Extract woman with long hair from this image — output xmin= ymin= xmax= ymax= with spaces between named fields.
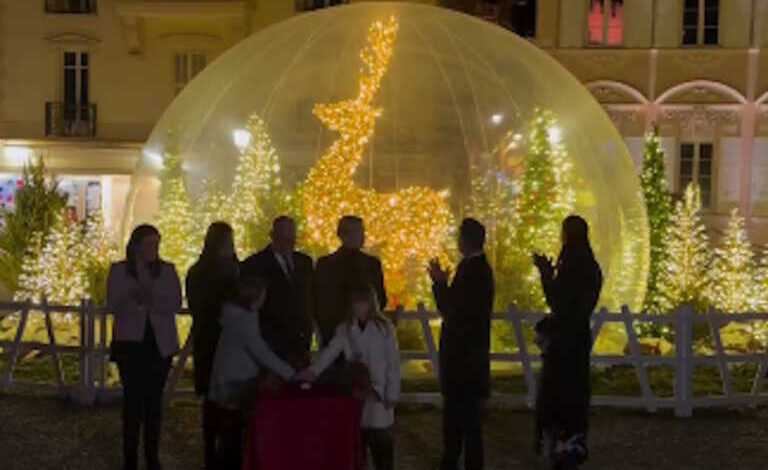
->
xmin=298 ymin=284 xmax=401 ymax=470
xmin=107 ymin=224 xmax=182 ymax=470
xmin=186 ymin=221 xmax=239 ymax=470
xmin=533 ymin=215 xmax=603 ymax=470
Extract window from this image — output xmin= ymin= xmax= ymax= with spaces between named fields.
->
xmin=683 ymin=0 xmax=719 ymax=46
xmin=64 ymin=52 xmax=90 ymax=120
xmin=174 ymin=52 xmax=207 ymax=94
xmin=588 ymin=0 xmax=623 ymax=46
xmin=505 ymin=0 xmax=537 ymax=38
xmin=296 ymin=0 xmax=346 ymax=11
xmin=679 ymin=142 xmax=714 ymax=208
xmin=45 ymin=0 xmax=96 ymax=14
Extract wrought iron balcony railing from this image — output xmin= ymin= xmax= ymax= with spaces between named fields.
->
xmin=45 ymin=102 xmax=97 ymax=138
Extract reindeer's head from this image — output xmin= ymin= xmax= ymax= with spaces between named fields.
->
xmin=311 ymin=16 xmax=397 ymax=147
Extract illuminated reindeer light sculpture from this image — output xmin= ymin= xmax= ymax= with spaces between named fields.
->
xmin=302 ymin=17 xmax=453 ymax=305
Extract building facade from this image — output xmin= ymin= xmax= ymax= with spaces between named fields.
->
xmin=1 ymin=0 xmax=767 ymax=242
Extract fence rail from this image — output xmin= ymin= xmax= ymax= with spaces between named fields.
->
xmin=1 ymin=301 xmax=768 ymax=417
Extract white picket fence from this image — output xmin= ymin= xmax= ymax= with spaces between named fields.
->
xmin=1 ymin=301 xmax=768 ymax=417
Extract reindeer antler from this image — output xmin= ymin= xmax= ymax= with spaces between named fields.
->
xmin=357 ymin=16 xmax=398 ymax=105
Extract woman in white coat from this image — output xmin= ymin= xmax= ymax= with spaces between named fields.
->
xmin=299 ymin=285 xmax=401 ymax=470
xmin=107 ymin=224 xmax=182 ymax=470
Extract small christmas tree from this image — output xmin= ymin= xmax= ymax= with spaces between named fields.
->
xmin=156 ymin=134 xmax=197 ymax=276
xmin=754 ymin=247 xmax=768 ymax=312
xmin=14 ymin=232 xmax=45 ymax=303
xmin=709 ymin=209 xmax=755 ymax=313
xmin=640 ymin=127 xmax=672 ymax=314
xmin=659 ymin=183 xmax=710 ymax=312
xmin=82 ymin=212 xmax=118 ymax=305
xmin=37 ymin=211 xmax=88 ymax=305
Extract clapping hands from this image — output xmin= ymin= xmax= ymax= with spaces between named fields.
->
xmin=532 ymin=253 xmax=554 ymax=279
xmin=427 ymin=258 xmax=450 ymax=284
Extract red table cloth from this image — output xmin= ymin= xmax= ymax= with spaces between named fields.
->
xmin=244 ymin=386 xmax=363 ymax=470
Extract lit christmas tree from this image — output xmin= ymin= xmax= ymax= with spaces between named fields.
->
xmin=35 ymin=211 xmax=88 ymax=305
xmin=229 ymin=114 xmax=297 ymax=254
xmin=640 ymin=127 xmax=672 ymax=314
xmin=156 ymin=135 xmax=197 ymax=276
xmin=754 ymin=247 xmax=768 ymax=312
xmin=197 ymin=179 xmax=231 ymax=237
xmin=82 ymin=211 xmax=118 ymax=305
xmin=14 ymin=232 xmax=45 ymax=303
xmin=659 ymin=183 xmax=710 ymax=312
xmin=709 ymin=209 xmax=755 ymax=313
xmin=15 ymin=211 xmax=117 ymax=305
xmin=503 ymin=109 xmax=575 ymax=310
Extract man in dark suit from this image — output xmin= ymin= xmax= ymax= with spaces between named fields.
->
xmin=314 ymin=215 xmax=387 ymax=344
xmin=429 ymin=218 xmax=495 ymax=470
xmin=240 ymin=216 xmax=313 ymax=366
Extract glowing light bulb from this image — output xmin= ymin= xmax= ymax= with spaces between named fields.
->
xmin=547 ymin=126 xmax=563 ymax=144
xmin=233 ymin=129 xmax=252 ymax=150
xmin=491 ymin=113 xmax=504 ymax=125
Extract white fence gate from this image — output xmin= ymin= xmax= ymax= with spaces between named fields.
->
xmin=1 ymin=301 xmax=768 ymax=417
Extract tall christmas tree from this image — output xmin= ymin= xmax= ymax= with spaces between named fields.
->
xmin=640 ymin=127 xmax=672 ymax=314
xmin=709 ymin=209 xmax=755 ymax=313
xmin=156 ymin=134 xmax=197 ymax=276
xmin=659 ymin=183 xmax=710 ymax=312
xmin=229 ymin=114 xmax=295 ymax=253
xmin=504 ymin=109 xmax=575 ymax=310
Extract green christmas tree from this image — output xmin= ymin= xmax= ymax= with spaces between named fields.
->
xmin=659 ymin=183 xmax=710 ymax=312
xmin=14 ymin=232 xmax=45 ymax=303
xmin=640 ymin=127 xmax=672 ymax=314
xmin=156 ymin=135 xmax=197 ymax=276
xmin=504 ymin=109 xmax=575 ymax=310
xmin=0 ymin=159 xmax=66 ymax=292
xmin=709 ymin=209 xmax=755 ymax=313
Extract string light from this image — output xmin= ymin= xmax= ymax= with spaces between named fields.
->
xmin=709 ymin=208 xmax=755 ymax=313
xmin=640 ymin=126 xmax=672 ymax=315
xmin=659 ymin=183 xmax=710 ymax=312
xmin=301 ymin=17 xmax=453 ymax=307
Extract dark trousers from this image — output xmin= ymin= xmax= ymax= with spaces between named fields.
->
xmin=214 ymin=405 xmax=245 ymax=470
xmin=440 ymin=389 xmax=484 ymax=470
xmin=116 ymin=350 xmax=171 ymax=469
xmin=362 ymin=427 xmax=394 ymax=470
xmin=203 ymin=400 xmax=218 ymax=470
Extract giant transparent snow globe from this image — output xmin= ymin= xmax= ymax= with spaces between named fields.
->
xmin=127 ymin=2 xmax=648 ymax=310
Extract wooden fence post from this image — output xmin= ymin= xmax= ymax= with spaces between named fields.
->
xmin=622 ymin=305 xmax=656 ymax=413
xmin=417 ymin=303 xmax=440 ymax=386
xmin=1 ymin=302 xmax=29 ymax=392
xmin=674 ymin=306 xmax=694 ymax=417
xmin=41 ymin=296 xmax=65 ymax=392
xmin=508 ymin=304 xmax=536 ymax=407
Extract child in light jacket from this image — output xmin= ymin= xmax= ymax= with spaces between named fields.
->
xmin=300 ymin=284 xmax=401 ymax=470
xmin=208 ymin=276 xmax=296 ymax=470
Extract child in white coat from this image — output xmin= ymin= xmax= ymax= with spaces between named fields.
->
xmin=299 ymin=285 xmax=401 ymax=470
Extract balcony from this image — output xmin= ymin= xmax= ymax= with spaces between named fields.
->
xmin=45 ymin=102 xmax=97 ymax=138
xmin=45 ymin=0 xmax=97 ymax=14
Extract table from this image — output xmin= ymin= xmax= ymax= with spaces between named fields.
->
xmin=244 ymin=386 xmax=364 ymax=470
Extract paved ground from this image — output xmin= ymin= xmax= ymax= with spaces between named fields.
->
xmin=1 ymin=394 xmax=767 ymax=469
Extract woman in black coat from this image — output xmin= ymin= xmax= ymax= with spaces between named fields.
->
xmin=533 ymin=215 xmax=602 ymax=470
xmin=186 ymin=222 xmax=239 ymax=470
